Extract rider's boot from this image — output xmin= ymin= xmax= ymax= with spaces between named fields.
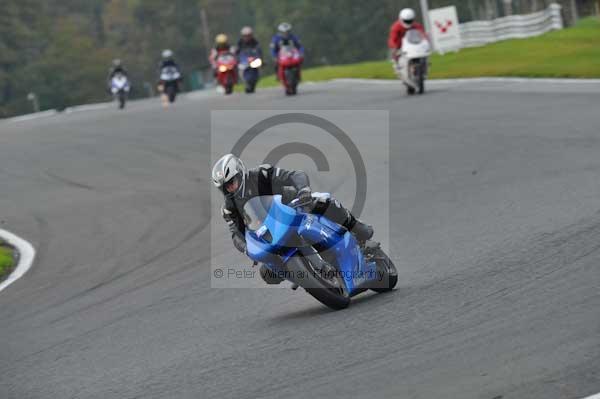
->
xmin=312 ymin=195 xmax=374 ymax=244
xmin=343 ymin=214 xmax=374 ymax=244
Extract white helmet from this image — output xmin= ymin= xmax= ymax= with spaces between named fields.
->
xmin=212 ymin=154 xmax=247 ymax=196
xmin=278 ymin=22 xmax=292 ymax=34
xmin=162 ymin=49 xmax=174 ymax=59
xmin=399 ymin=8 xmax=416 ymax=27
xmin=241 ymin=26 xmax=253 ymax=36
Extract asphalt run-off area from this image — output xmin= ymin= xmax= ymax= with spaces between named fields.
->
xmin=1 ymin=79 xmax=599 ymax=399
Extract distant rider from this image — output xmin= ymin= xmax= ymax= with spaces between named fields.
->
xmin=158 ymin=49 xmax=182 ymax=82
xmin=107 ymin=59 xmax=128 ymax=91
xmin=270 ymin=22 xmax=304 ymax=76
xmin=212 ymin=154 xmax=373 ymax=284
xmin=387 ymin=8 xmax=427 ymax=61
xmin=209 ymin=34 xmax=233 ymax=76
xmin=235 ymin=26 xmax=262 ymax=58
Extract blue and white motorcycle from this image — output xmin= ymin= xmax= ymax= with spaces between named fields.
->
xmin=159 ymin=66 xmax=182 ymax=103
xmin=243 ymin=190 xmax=397 ymax=310
xmin=237 ymin=48 xmax=262 ymax=93
xmin=110 ymin=72 xmax=130 ymax=109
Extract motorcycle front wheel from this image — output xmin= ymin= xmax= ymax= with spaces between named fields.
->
xmin=165 ymin=85 xmax=177 ymax=103
xmin=417 ymin=64 xmax=425 ymax=94
xmin=118 ymin=92 xmax=126 ymax=109
xmin=244 ymin=70 xmax=258 ymax=93
xmin=284 ymin=67 xmax=299 ymax=95
xmin=287 ymin=255 xmax=350 ymax=310
xmin=245 ymin=79 xmax=257 ymax=93
xmin=224 ymin=73 xmax=235 ymax=95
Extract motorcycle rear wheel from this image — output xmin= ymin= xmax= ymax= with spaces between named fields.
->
xmin=370 ymin=247 xmax=398 ymax=293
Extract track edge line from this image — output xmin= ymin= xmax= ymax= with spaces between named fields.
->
xmin=0 ymin=229 xmax=36 ymax=293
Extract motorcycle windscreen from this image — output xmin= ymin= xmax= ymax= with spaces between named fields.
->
xmin=217 ymin=54 xmax=235 ymax=63
xmin=243 ymin=195 xmax=274 ymax=231
xmin=243 ymin=195 xmax=302 ymax=246
xmin=405 ymin=29 xmax=425 ymax=44
xmin=279 ymin=46 xmax=300 ymax=58
xmin=160 ymin=66 xmax=181 ymax=81
xmin=244 ymin=195 xmax=302 ymax=264
xmin=112 ymin=75 xmax=129 ymax=90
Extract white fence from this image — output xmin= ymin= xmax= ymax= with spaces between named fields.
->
xmin=459 ymin=3 xmax=563 ymax=48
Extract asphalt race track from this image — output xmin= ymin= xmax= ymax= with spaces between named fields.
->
xmin=1 ymin=79 xmax=599 ymax=399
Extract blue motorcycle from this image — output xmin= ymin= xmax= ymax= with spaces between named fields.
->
xmin=238 ymin=48 xmax=262 ymax=93
xmin=243 ymin=191 xmax=397 ymax=309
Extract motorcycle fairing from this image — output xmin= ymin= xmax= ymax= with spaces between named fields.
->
xmin=245 ymin=195 xmax=379 ymax=294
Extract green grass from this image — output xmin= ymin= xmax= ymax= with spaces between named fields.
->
xmin=256 ymin=17 xmax=600 ymax=88
xmin=0 ymin=242 xmax=15 ymax=281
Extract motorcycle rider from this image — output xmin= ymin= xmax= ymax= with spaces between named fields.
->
xmin=270 ymin=22 xmax=304 ymax=76
xmin=209 ymin=34 xmax=234 ymax=76
xmin=212 ymin=154 xmax=373 ymax=284
xmin=387 ymin=8 xmax=427 ymax=62
xmin=107 ymin=59 xmax=128 ymax=91
xmin=236 ymin=27 xmax=263 ymax=93
xmin=235 ymin=26 xmax=262 ymax=58
xmin=158 ymin=49 xmax=182 ymax=83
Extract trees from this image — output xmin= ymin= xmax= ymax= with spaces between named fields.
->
xmin=1 ymin=0 xmax=595 ymax=117
xmin=0 ymin=0 xmax=46 ymax=117
xmin=0 ymin=0 xmax=246 ymax=116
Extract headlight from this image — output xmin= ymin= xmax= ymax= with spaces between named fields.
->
xmin=249 ymin=58 xmax=262 ymax=68
xmin=218 ymin=65 xmax=228 ymax=72
xmin=256 ymin=225 xmax=272 ymax=243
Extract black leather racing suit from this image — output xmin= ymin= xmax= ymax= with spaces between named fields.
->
xmin=221 ymin=164 xmax=355 ymax=253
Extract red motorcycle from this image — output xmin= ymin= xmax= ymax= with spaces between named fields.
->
xmin=216 ymin=53 xmax=238 ymax=95
xmin=277 ymin=45 xmax=303 ymax=95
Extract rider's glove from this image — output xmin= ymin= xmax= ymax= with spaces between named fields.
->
xmin=296 ymin=187 xmax=312 ymax=206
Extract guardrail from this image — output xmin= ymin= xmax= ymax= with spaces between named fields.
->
xmin=459 ymin=3 xmax=563 ymax=48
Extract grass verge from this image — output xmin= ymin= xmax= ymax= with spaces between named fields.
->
xmin=254 ymin=17 xmax=600 ymax=89
xmin=0 ymin=240 xmax=16 ymax=282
